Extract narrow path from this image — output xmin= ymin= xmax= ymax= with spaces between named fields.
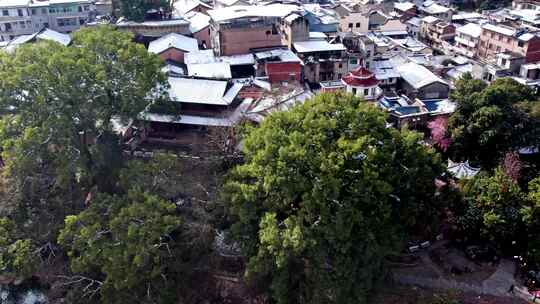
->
xmin=482 ymin=259 xmax=516 ymax=296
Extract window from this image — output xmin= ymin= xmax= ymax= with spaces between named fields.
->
xmin=338 ymin=63 xmax=342 ymax=68
xmin=348 ymin=23 xmax=353 ymax=28
xmin=17 ymin=9 xmax=23 ymax=17
xmin=355 ymin=22 xmax=360 ymax=28
xmin=350 ymin=58 xmax=358 ymax=65
xmin=2 ymin=10 xmax=8 ymax=16
xmin=364 ymin=89 xmax=369 ymax=95
xmin=5 ymin=23 xmax=11 ymax=31
xmin=57 ymin=18 xmax=77 ymax=27
xmin=49 ymin=8 xmax=55 ymax=13
xmin=337 ymin=73 xmax=342 ymax=79
xmin=19 ymin=21 xmax=25 ymax=28
xmin=84 ymin=5 xmax=89 ymax=11
xmin=43 ymin=22 xmax=48 ymax=28
xmin=271 ymin=24 xmax=277 ymax=35
xmin=518 ymin=41 xmax=525 ymax=47
xmin=352 ymin=88 xmax=357 ymax=95
xmin=78 ymin=6 xmax=83 ymax=12
xmin=31 ymin=8 xmax=36 ymax=15
xmin=41 ymin=8 xmax=47 ymax=14
xmin=79 ymin=18 xmax=85 ymax=25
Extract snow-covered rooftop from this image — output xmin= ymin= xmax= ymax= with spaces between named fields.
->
xmin=220 ymin=53 xmax=255 ymax=65
xmin=482 ymin=23 xmax=516 ymax=37
xmin=420 ymin=3 xmax=451 ymax=15
xmin=186 ymin=11 xmax=211 ymax=33
xmin=396 ymin=62 xmax=448 ymax=89
xmin=168 ymin=77 xmax=237 ymax=105
xmin=188 ymin=62 xmax=232 ymax=79
xmin=422 ymin=15 xmax=439 ymax=24
xmin=185 ymin=49 xmax=217 ymax=64
xmin=148 ymin=33 xmax=199 ymax=54
xmin=457 ymin=23 xmax=482 ymax=38
xmin=173 ymin=0 xmax=211 ymax=16
xmin=0 ymin=0 xmax=31 ymax=7
xmin=293 ymin=40 xmax=346 ymax=53
xmin=255 ymin=49 xmax=301 ymax=62
xmin=207 ymin=4 xmax=300 ymax=23
xmin=394 ymin=1 xmax=415 ymax=12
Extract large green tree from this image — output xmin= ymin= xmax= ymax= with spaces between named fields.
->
xmin=58 ymin=189 xmax=184 ymax=303
xmin=0 ymin=26 xmax=169 ymax=286
xmin=223 ymin=93 xmax=443 ymax=304
xmin=448 ymin=75 xmax=535 ymax=168
xmin=0 ymin=25 xmax=167 ymax=196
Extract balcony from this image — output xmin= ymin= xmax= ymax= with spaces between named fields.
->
xmin=455 ymin=36 xmax=477 ymax=48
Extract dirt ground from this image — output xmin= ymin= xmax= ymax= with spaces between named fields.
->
xmin=371 ymin=285 xmax=528 ymax=304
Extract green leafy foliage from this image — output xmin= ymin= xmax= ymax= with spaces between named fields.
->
xmin=119 ymin=0 xmax=170 ymax=22
xmin=460 ymin=169 xmax=525 ymax=245
xmin=223 ymin=92 xmax=443 ymax=304
xmin=0 ymin=26 xmax=168 ymax=191
xmin=0 ymin=218 xmax=38 ymax=278
xmin=58 ymin=189 xmax=184 ymax=303
xmin=448 ymin=74 xmax=536 ymax=168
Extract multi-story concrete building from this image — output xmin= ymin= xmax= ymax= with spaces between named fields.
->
xmin=478 ymin=23 xmax=540 ymax=63
xmin=0 ymin=0 xmax=97 ymax=42
xmin=207 ymin=4 xmax=303 ymax=56
xmin=420 ymin=16 xmax=455 ymax=50
xmin=454 ymin=22 xmax=481 ymax=58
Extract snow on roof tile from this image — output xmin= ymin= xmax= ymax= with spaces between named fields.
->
xmin=173 ymin=0 xmax=211 ymax=15
xmin=422 ymin=15 xmax=439 ymax=23
xmin=185 ymin=49 xmax=217 ymax=64
xmin=220 ymin=53 xmax=255 ymax=65
xmin=396 ymin=62 xmax=448 ymax=89
xmin=293 ymin=40 xmax=346 ymax=53
xmin=188 ymin=62 xmax=232 ymax=79
xmin=168 ymin=77 xmax=237 ymax=105
xmin=482 ymin=23 xmax=517 ymax=36
xmin=148 ymin=33 xmax=199 ymax=54
xmin=456 ymin=23 xmax=482 ymax=38
xmin=37 ymin=28 xmax=71 ymax=45
xmin=394 ymin=1 xmax=415 ymax=12
xmin=0 ymin=0 xmax=31 ymax=7
xmin=254 ymin=49 xmax=301 ymax=62
xmin=186 ymin=11 xmax=211 ymax=33
xmin=208 ymin=4 xmax=300 ymax=23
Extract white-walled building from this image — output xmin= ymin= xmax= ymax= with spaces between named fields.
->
xmin=0 ymin=0 xmax=98 ymax=42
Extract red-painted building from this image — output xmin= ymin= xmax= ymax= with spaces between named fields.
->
xmin=254 ymin=49 xmax=302 ymax=83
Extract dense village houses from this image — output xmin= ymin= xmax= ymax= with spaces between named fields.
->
xmin=0 ymin=0 xmax=99 ymax=42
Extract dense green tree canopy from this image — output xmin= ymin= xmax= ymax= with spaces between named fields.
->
xmin=58 ymin=189 xmax=184 ymax=303
xmin=448 ymin=74 xmax=536 ymax=168
xmin=223 ymin=93 xmax=443 ymax=304
xmin=0 ymin=26 xmax=167 ymax=191
xmin=119 ymin=0 xmax=170 ymax=22
xmin=0 ymin=217 xmax=38 ymax=278
xmin=459 ymin=169 xmax=526 ymax=245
